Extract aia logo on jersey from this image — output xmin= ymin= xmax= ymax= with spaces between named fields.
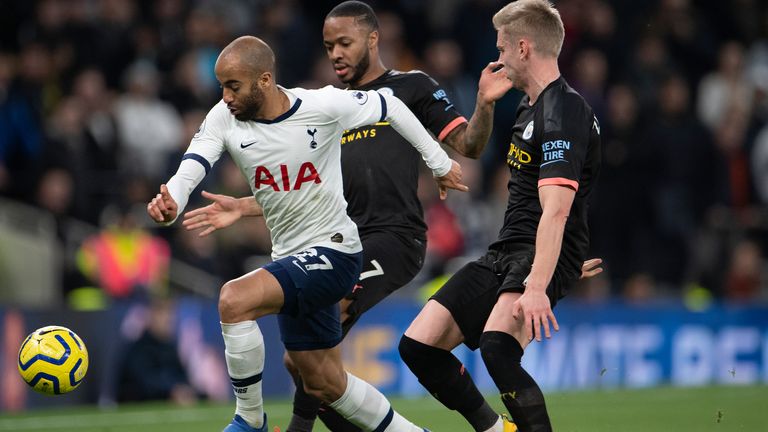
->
xmin=254 ymin=162 xmax=322 ymax=191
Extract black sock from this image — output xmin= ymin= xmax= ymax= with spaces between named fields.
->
xmin=480 ymin=331 xmax=552 ymax=432
xmin=399 ymin=335 xmax=499 ymax=431
xmin=286 ymin=376 xmax=320 ymax=432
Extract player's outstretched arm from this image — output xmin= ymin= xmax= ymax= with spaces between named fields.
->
xmin=444 ymin=61 xmax=514 ymax=159
xmin=147 ymin=184 xmax=179 ymax=224
xmin=182 ymin=191 xmax=263 ymax=237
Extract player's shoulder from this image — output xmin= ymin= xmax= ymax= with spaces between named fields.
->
xmin=541 ymin=78 xmax=592 ymax=125
xmin=387 ymin=69 xmax=440 ymax=87
xmin=205 ymin=99 xmax=234 ymax=126
xmin=290 ymin=85 xmax=366 ymax=103
xmin=289 ymin=85 xmax=340 ymax=96
xmin=551 ymin=78 xmax=592 ymax=112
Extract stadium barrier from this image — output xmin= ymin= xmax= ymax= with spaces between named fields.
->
xmin=1 ymin=299 xmax=766 ymax=411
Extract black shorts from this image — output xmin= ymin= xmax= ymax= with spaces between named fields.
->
xmin=431 ymin=243 xmax=575 ymax=350
xmin=341 ymin=230 xmax=426 ymax=337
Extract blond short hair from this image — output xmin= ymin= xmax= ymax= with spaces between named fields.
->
xmin=493 ymin=0 xmax=565 ymax=57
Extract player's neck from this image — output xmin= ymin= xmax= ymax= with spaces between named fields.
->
xmin=350 ymin=59 xmax=387 ymax=89
xmin=525 ymin=62 xmax=560 ymax=105
xmin=256 ymin=87 xmax=290 ymax=120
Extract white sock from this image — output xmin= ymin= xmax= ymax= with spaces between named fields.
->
xmin=484 ymin=416 xmax=504 ymax=432
xmin=329 ymin=372 xmax=424 ymax=432
xmin=222 ymin=321 xmax=265 ymax=428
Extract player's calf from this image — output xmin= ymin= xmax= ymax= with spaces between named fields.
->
xmin=222 ymin=320 xmax=267 ymax=429
xmin=329 ymin=372 xmax=426 ymax=432
xmin=399 ymin=335 xmax=501 ymax=432
xmin=480 ymin=331 xmax=551 ymax=432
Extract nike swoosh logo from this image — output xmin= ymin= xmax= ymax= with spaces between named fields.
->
xmin=240 ymin=140 xmax=258 ymax=149
xmin=291 ymin=260 xmax=308 ymax=275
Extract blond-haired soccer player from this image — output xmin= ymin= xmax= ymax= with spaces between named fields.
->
xmin=399 ymin=1 xmax=602 ymax=431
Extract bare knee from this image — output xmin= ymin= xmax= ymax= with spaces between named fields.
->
xmin=404 ymin=300 xmax=463 ymax=350
xmin=218 ymin=279 xmax=248 ymax=323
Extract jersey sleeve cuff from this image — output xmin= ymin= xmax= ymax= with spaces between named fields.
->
xmin=438 ymin=116 xmax=468 ymax=141
xmin=538 ymin=177 xmax=579 ymax=191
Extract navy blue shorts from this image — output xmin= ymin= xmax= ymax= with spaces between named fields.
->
xmin=264 ymin=247 xmax=362 ymax=351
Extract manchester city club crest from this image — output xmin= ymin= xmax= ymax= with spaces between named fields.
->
xmin=523 ymin=120 xmax=534 ymax=140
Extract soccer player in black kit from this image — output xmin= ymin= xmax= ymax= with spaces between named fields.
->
xmin=399 ymin=1 xmax=601 ymax=432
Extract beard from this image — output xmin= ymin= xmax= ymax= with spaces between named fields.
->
xmin=342 ymin=49 xmax=371 ymax=86
xmin=235 ymin=82 xmax=266 ymax=121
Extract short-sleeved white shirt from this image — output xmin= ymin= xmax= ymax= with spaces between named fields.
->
xmin=185 ymin=86 xmax=388 ymax=259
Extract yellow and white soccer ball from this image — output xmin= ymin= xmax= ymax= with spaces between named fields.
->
xmin=18 ymin=325 xmax=89 ymax=395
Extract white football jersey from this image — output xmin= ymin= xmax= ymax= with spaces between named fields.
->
xmin=181 ymin=86 xmax=390 ymax=259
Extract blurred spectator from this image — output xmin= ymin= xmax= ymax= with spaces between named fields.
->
xmin=422 ymin=38 xmax=477 ymax=117
xmin=71 ymin=68 xmax=119 ymax=160
xmin=571 ymin=48 xmax=609 ymax=121
xmin=590 ymin=83 xmax=656 ymax=286
xmin=622 ymin=272 xmax=658 ymax=304
xmin=299 ymin=55 xmax=342 ymax=89
xmin=377 ymin=11 xmax=420 ymax=73
xmin=652 ymin=0 xmax=715 ymax=85
xmin=148 ymin=0 xmax=188 ymax=73
xmin=113 ymin=60 xmax=183 ymax=181
xmin=162 ymin=49 xmax=219 ymax=113
xmin=258 ymin=0 xmax=316 ymax=88
xmin=697 ymin=41 xmax=753 ymax=131
xmin=38 ymin=96 xmax=114 ymax=222
xmin=0 ymin=51 xmax=43 ymax=197
xmin=627 ymin=34 xmax=672 ymax=110
xmin=76 ymin=206 xmax=170 ymax=300
xmin=645 ymin=73 xmax=722 ymax=285
xmin=35 ymin=167 xmax=74 ymax=219
xmin=116 ymin=297 xmax=197 ymax=405
xmin=724 ymin=239 xmax=766 ymax=301
xmin=418 ymin=170 xmax=464 ymax=275
xmin=712 ymin=107 xmax=754 ymax=209
xmin=572 ymin=0 xmax=623 ymax=72
xmin=93 ymin=0 xmax=139 ymax=89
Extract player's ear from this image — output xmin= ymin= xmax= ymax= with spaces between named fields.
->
xmin=368 ymin=30 xmax=378 ymax=49
xmin=258 ymin=71 xmax=272 ymax=89
xmin=519 ymin=38 xmax=528 ymax=59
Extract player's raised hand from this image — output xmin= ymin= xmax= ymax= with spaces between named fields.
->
xmin=436 ymin=159 xmax=469 ymax=200
xmin=147 ymin=184 xmax=178 ymax=224
xmin=580 ymin=258 xmax=603 ymax=279
xmin=478 ymin=61 xmax=514 ymax=104
xmin=182 ymin=190 xmax=243 ymax=237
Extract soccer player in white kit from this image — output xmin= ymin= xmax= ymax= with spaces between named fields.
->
xmin=146 ymin=36 xmax=466 ymax=432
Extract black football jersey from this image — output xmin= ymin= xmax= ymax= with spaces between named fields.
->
xmin=342 ymin=70 xmax=467 ymax=238
xmin=491 ymin=76 xmax=601 ymax=279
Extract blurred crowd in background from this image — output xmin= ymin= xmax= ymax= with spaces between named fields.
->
xmin=1 ymin=0 xmax=768 ymax=311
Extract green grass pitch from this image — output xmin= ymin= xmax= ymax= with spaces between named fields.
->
xmin=0 ymin=386 xmax=765 ymax=431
